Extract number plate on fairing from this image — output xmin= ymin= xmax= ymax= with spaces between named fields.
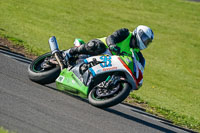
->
xmin=85 ymin=55 xmax=125 ymax=76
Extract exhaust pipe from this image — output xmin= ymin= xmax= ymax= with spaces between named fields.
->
xmin=49 ymin=36 xmax=59 ymax=55
xmin=48 ymin=36 xmax=64 ymax=70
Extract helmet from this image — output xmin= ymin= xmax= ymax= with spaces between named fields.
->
xmin=133 ymin=25 xmax=154 ymax=50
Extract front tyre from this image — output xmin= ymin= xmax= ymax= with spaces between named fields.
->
xmin=28 ymin=52 xmax=60 ymax=84
xmin=88 ymin=82 xmax=131 ymax=108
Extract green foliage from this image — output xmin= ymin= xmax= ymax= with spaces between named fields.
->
xmin=0 ymin=0 xmax=200 ymax=131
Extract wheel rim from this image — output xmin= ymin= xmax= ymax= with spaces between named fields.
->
xmin=96 ymin=84 xmax=120 ymax=97
xmin=91 ymin=83 xmax=122 ymax=101
xmin=32 ymin=54 xmax=56 ymax=72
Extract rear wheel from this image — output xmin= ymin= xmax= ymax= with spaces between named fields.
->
xmin=88 ymin=80 xmax=131 ymax=108
xmin=28 ymin=52 xmax=61 ymax=84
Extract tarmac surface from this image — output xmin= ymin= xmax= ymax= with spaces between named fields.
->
xmin=0 ymin=49 xmax=196 ymax=133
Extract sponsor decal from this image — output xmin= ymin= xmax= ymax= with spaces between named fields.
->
xmin=100 ymin=56 xmax=112 ymax=68
xmin=57 ymin=76 xmax=65 ymax=83
xmin=103 ymin=67 xmax=117 ymax=71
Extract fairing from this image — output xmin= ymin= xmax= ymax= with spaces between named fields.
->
xmin=85 ymin=55 xmax=138 ymax=90
xmin=56 ymin=54 xmax=139 ymax=98
xmin=56 ymin=69 xmax=89 ymax=98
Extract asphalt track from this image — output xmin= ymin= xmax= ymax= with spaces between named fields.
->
xmin=0 ymin=49 xmax=196 ymax=133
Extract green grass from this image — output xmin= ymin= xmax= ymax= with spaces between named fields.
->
xmin=128 ymin=93 xmax=200 ymax=131
xmin=0 ymin=0 xmax=200 ymax=131
xmin=0 ymin=127 xmax=15 ymax=133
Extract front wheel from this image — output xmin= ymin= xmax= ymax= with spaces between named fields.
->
xmin=88 ymin=81 xmax=131 ymax=108
xmin=28 ymin=52 xmax=61 ymax=84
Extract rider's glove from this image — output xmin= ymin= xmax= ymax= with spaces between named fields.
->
xmin=62 ymin=49 xmax=72 ymax=62
xmin=109 ymin=44 xmax=120 ymax=54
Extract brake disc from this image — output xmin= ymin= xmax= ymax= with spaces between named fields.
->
xmin=96 ymin=84 xmax=120 ymax=97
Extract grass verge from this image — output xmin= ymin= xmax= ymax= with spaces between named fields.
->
xmin=125 ymin=93 xmax=200 ymax=132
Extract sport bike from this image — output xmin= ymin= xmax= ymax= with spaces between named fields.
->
xmin=28 ymin=36 xmax=144 ymax=108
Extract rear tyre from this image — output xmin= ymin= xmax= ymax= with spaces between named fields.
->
xmin=88 ymin=82 xmax=131 ymax=108
xmin=28 ymin=52 xmax=60 ymax=84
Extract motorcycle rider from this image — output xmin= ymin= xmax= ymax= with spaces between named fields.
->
xmin=63 ymin=25 xmax=154 ymax=88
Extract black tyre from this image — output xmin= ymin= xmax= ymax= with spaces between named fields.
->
xmin=88 ymin=82 xmax=131 ymax=108
xmin=28 ymin=52 xmax=60 ymax=84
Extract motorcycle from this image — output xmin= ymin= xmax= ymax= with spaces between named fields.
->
xmin=28 ymin=36 xmax=142 ymax=108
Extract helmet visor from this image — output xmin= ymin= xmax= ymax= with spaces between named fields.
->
xmin=138 ymin=30 xmax=152 ymax=47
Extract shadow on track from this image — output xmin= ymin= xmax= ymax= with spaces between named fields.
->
xmin=104 ymin=108 xmax=177 ymax=133
xmin=120 ymin=103 xmax=196 ymax=133
xmin=44 ymin=84 xmax=89 ymax=103
xmin=45 ymin=84 xmax=195 ymax=133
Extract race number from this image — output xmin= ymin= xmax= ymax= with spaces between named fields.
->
xmin=100 ymin=56 xmax=112 ymax=68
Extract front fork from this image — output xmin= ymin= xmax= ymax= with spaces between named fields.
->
xmin=99 ymin=75 xmax=123 ymax=89
xmin=48 ymin=36 xmax=65 ymax=70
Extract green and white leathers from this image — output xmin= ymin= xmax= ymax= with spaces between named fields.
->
xmin=98 ymin=32 xmax=134 ymax=55
xmin=98 ymin=32 xmax=144 ymax=88
xmin=98 ymin=32 xmax=140 ymax=55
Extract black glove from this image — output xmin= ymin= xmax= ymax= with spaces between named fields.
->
xmin=109 ymin=44 xmax=120 ymax=54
